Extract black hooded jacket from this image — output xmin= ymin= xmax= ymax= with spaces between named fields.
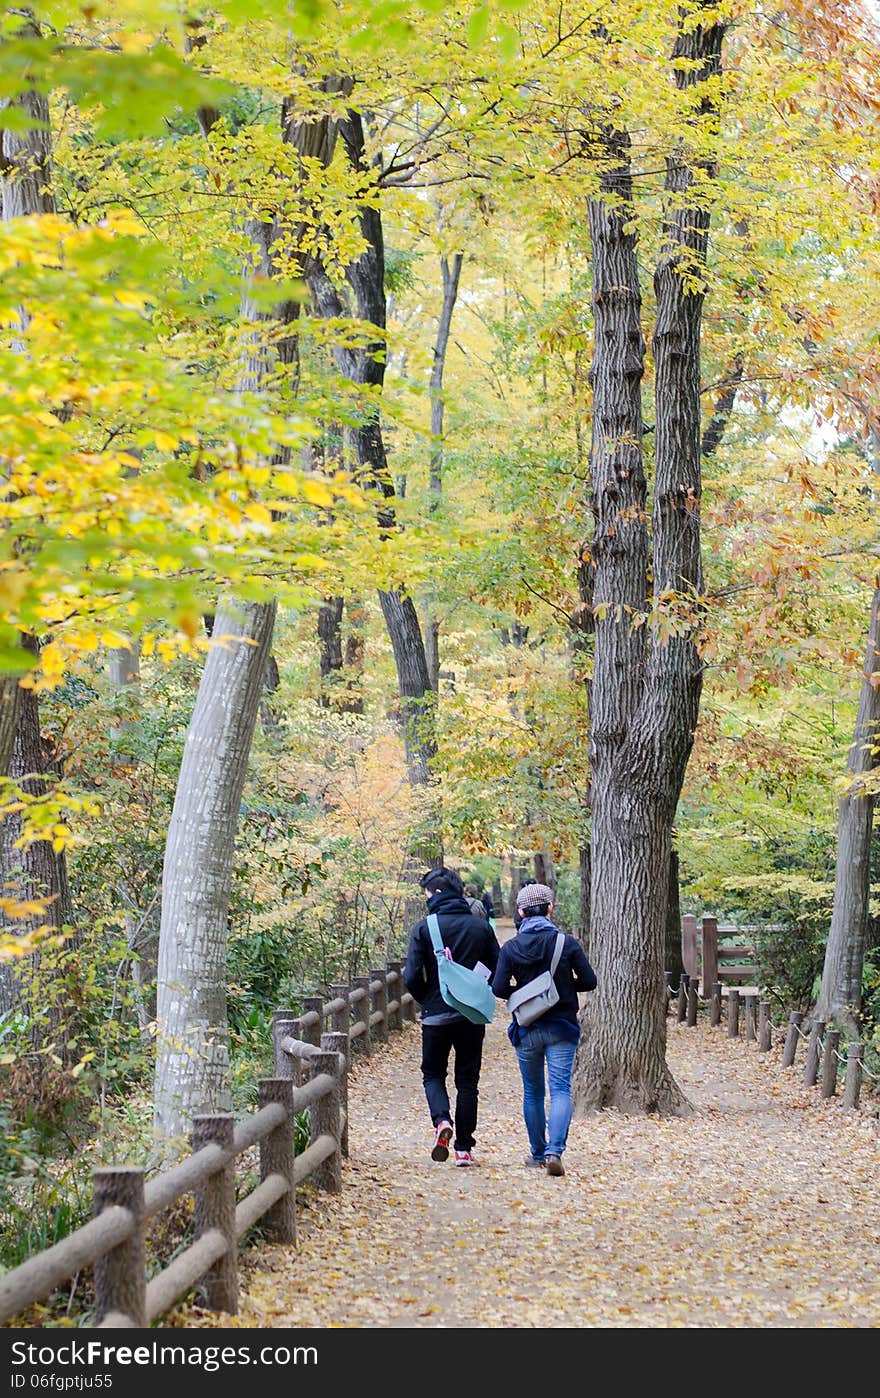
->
xmin=404 ymin=889 xmax=501 ymax=1024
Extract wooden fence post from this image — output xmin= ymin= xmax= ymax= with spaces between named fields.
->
xmin=323 ymin=1030 xmax=349 ymax=1157
xmin=744 ymin=995 xmax=757 ymax=1043
xmin=843 ymin=1042 xmax=863 ymax=1110
xmin=330 ymin=984 xmax=350 ymax=1038
xmin=758 ymin=1001 xmax=772 ymax=1052
xmin=310 ymin=1051 xmax=342 ymax=1192
xmin=352 ymin=975 xmax=372 ymax=1055
xmin=370 ymin=967 xmax=388 ymax=1044
xmin=387 ymin=961 xmax=404 ymax=1032
xmin=258 ymin=1079 xmax=296 ymax=1245
xmin=93 ymin=1168 xmax=146 ymax=1327
xmin=677 ymin=975 xmax=688 ymax=1023
xmin=700 ymin=916 xmax=718 ymax=997
xmin=663 ymin=971 xmax=674 ymax=1017
xmin=709 ymin=982 xmax=722 ymax=1028
xmin=192 ymin=1114 xmax=238 ymax=1314
xmin=727 ymin=988 xmax=740 ymax=1039
xmin=803 ymin=1020 xmax=825 ymax=1087
xmin=820 ymin=1029 xmax=841 ymax=1098
xmin=303 ymin=996 xmax=324 ymax=1047
xmin=686 ymin=978 xmax=698 ymax=1027
xmin=273 ymin=1009 xmax=298 ymax=1080
xmin=781 ymin=1010 xmax=804 ymax=1068
xmin=681 ymin=915 xmax=698 ymax=981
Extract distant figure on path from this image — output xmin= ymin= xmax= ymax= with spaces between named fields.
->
xmin=480 ymin=887 xmax=495 ymax=921
xmin=404 ymin=866 xmax=501 ymax=1166
xmin=491 ymin=882 xmax=597 ymax=1177
xmin=463 ymin=882 xmax=489 ymax=919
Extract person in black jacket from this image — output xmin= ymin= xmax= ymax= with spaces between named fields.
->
xmin=403 ymin=866 xmax=501 ymax=1166
xmin=491 ymin=881 xmax=596 ymax=1177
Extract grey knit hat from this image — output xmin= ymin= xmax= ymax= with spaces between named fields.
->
xmin=515 ymin=882 xmax=554 ymax=911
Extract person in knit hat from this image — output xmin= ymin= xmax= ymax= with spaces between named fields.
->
xmin=491 ymin=881 xmax=596 ymax=1176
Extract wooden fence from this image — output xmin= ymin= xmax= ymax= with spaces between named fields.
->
xmin=667 ymin=967 xmax=879 ymax=1119
xmin=680 ymin=914 xmax=777 ymax=992
xmin=0 ymin=962 xmax=416 ymax=1328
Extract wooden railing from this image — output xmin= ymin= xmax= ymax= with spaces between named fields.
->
xmin=667 ymin=968 xmax=878 ymax=1120
xmin=680 ymin=914 xmax=782 ymax=992
xmin=0 ymin=963 xmax=416 ymax=1328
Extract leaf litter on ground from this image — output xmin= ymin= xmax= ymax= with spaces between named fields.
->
xmin=169 ymin=1013 xmax=880 ymax=1329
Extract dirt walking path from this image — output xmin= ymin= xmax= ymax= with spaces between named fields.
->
xmin=175 ymin=966 xmax=880 ymax=1329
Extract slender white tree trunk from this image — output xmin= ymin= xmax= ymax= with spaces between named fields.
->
xmin=153 ymin=598 xmax=276 ymax=1145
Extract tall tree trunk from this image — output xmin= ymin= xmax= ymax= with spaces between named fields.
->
xmin=664 ymin=848 xmax=684 ymax=982
xmin=815 ymin=578 xmax=880 ymax=1031
xmin=574 ymin=13 xmax=722 ymax=1117
xmin=317 ymin=595 xmax=364 ymax=714
xmin=578 ymin=841 xmax=591 ymax=949
xmin=0 ymin=678 xmax=19 ymax=779
xmin=154 ymin=93 xmax=289 ymax=1143
xmin=0 ymin=637 xmax=76 ymax=1054
xmin=153 ymin=598 xmax=276 ymax=1144
xmin=424 ymin=250 xmax=463 ymax=693
xmin=572 ymin=122 xmax=664 ymax=1113
xmin=317 ymin=595 xmax=344 ymax=703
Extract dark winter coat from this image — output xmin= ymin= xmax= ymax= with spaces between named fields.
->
xmin=491 ymin=914 xmax=597 ymax=1046
xmin=404 ymin=890 xmax=501 ymax=1026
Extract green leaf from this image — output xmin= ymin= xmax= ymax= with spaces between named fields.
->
xmin=468 ymin=5 xmax=491 ymax=49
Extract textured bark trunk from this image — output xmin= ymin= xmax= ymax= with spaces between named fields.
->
xmin=572 ymin=124 xmax=657 ymax=1110
xmin=317 ymin=595 xmax=344 ymax=702
xmin=574 ymin=15 xmax=722 ymax=1116
xmin=153 ymin=598 xmax=276 ymax=1144
xmin=0 ymin=678 xmax=19 ymax=777
xmin=578 ymin=842 xmax=591 ymax=950
xmin=815 ymin=580 xmax=880 ymax=1030
xmin=664 ymin=848 xmax=684 ymax=982
xmin=343 ymin=596 xmax=365 ymax=714
xmin=0 ymin=637 xmax=76 ymax=1054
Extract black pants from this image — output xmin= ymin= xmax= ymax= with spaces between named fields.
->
xmin=420 ymin=1019 xmax=486 ymax=1151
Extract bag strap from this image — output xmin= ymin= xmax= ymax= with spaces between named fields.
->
xmin=549 ymin=932 xmax=565 ymax=975
xmin=426 ymin=913 xmax=445 ymax=957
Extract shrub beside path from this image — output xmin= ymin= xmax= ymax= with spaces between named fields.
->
xmin=176 ymin=948 xmax=880 ymax=1329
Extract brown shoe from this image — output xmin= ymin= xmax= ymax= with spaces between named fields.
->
xmin=545 ymin=1154 xmax=565 ymax=1177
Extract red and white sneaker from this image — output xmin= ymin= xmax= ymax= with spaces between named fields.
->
xmin=454 ymin=1149 xmax=477 ymax=1167
xmin=431 ymin=1120 xmax=453 ymax=1161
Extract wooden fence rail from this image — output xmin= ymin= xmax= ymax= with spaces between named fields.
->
xmin=0 ymin=965 xmax=416 ymax=1328
xmin=670 ymin=925 xmax=879 ymax=1127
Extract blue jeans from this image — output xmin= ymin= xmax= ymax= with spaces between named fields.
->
xmin=514 ymin=1026 xmax=578 ymax=1161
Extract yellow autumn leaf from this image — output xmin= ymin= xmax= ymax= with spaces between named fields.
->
xmin=302 ymin=480 xmax=335 ymax=507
